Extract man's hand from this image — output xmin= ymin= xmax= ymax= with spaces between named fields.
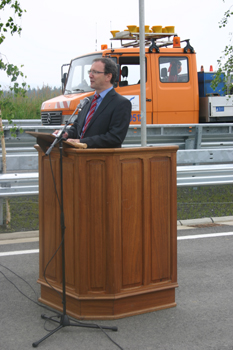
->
xmin=67 ymin=138 xmax=80 ymax=144
xmin=53 ymin=130 xmax=68 ymax=139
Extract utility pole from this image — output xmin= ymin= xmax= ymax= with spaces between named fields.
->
xmin=139 ymin=0 xmax=147 ymax=147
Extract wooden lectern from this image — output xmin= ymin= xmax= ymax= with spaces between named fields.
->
xmin=32 ymin=133 xmax=178 ymax=320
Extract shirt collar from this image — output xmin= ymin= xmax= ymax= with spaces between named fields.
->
xmin=97 ymin=86 xmax=113 ymax=100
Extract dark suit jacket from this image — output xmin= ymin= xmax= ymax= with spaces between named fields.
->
xmin=67 ymin=89 xmax=132 ymax=148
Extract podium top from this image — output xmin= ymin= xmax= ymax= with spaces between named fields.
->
xmin=26 ymin=131 xmax=87 ymax=154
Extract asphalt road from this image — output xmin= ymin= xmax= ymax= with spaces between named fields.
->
xmin=1 ymin=220 xmax=233 ymax=350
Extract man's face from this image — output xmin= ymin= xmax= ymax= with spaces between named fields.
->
xmin=89 ymin=61 xmax=112 ymax=93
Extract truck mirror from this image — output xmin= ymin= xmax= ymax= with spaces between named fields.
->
xmin=61 ymin=73 xmax=68 ymax=93
xmin=62 ymin=73 xmax=67 ymax=84
xmin=116 ymin=64 xmax=120 ymax=83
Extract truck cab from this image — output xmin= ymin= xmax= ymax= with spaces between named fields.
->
xmin=41 ymin=31 xmax=199 ymax=126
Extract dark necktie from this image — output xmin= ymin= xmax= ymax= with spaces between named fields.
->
xmin=81 ymin=94 xmax=99 ymax=139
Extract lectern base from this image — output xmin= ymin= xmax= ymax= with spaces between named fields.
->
xmin=39 ymin=282 xmax=178 ymax=320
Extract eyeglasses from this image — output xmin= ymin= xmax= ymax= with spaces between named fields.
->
xmin=88 ymin=70 xmax=105 ymax=75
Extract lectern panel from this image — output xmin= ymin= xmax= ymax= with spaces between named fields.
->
xmin=150 ymin=157 xmax=171 ymax=282
xmin=41 ymin=156 xmax=58 ymax=280
xmin=86 ymin=160 xmax=106 ymax=292
xmin=63 ymin=157 xmax=76 ymax=287
xmin=121 ymin=159 xmax=143 ymax=288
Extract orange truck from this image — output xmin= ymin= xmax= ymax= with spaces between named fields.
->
xmin=41 ymin=28 xmax=232 ymax=126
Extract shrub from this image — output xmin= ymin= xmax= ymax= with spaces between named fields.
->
xmin=0 ymin=85 xmax=62 ymax=120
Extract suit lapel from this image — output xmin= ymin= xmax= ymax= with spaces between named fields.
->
xmin=85 ymin=89 xmax=115 ymax=132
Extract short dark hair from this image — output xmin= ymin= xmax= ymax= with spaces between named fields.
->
xmin=92 ymin=57 xmax=117 ymax=84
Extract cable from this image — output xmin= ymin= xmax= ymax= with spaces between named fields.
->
xmin=0 ymin=263 xmax=60 ymax=317
xmin=40 ymin=154 xmax=64 ymax=302
xmin=0 ymin=262 xmax=37 ymax=298
xmin=42 ymin=236 xmax=64 ymax=302
xmin=0 ymin=263 xmax=125 ymax=349
xmin=49 ymin=153 xmax=62 ymax=209
xmin=96 ymin=325 xmax=125 ymax=350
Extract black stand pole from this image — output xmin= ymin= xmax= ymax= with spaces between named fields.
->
xmin=32 ymin=137 xmax=117 ymax=348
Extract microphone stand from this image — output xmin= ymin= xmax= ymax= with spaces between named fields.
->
xmin=32 ymin=101 xmax=118 ymax=348
xmin=45 ymin=100 xmax=83 ymax=157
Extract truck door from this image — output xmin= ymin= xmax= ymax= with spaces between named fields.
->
xmin=151 ymin=54 xmax=199 ymax=124
xmin=115 ymin=54 xmax=153 ymax=124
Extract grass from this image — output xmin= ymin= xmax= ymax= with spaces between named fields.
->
xmin=177 ymin=185 xmax=233 ymax=220
xmin=0 ymin=185 xmax=233 ymax=233
xmin=0 ymin=196 xmax=39 ymax=233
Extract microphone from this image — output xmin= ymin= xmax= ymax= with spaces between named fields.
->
xmin=52 ymin=97 xmax=90 ymax=139
xmin=76 ymin=97 xmax=90 ymax=110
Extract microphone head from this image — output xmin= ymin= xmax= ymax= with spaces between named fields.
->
xmin=80 ymin=97 xmax=90 ymax=108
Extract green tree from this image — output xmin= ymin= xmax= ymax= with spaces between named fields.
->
xmin=0 ymin=0 xmax=29 ymax=124
xmin=212 ymin=2 xmax=233 ymax=93
xmin=0 ymin=1 xmax=29 ymax=228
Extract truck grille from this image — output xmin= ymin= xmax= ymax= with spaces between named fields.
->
xmin=41 ymin=111 xmax=62 ymax=125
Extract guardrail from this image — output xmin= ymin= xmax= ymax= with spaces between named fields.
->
xmin=1 ymin=163 xmax=233 ymax=198
xmin=177 ymin=164 xmax=233 ymax=186
xmin=1 ymin=120 xmax=233 ymax=222
xmin=2 ymin=120 xmax=233 ymax=150
xmin=126 ymin=123 xmax=233 ymax=150
xmin=1 ymin=121 xmax=233 ymax=170
xmin=0 ymin=173 xmax=38 ymax=197
xmin=1 ymin=147 xmax=233 ymax=172
xmin=2 ymin=162 xmax=233 ymax=224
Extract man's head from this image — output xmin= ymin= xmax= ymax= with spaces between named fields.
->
xmin=89 ymin=58 xmax=117 ymax=93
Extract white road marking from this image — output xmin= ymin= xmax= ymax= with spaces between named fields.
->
xmin=0 ymin=249 xmax=39 ymax=257
xmin=0 ymin=232 xmax=233 ymax=257
xmin=178 ymin=232 xmax=233 ymax=240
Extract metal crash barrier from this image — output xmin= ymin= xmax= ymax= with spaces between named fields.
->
xmin=1 ymin=121 xmax=233 ymax=224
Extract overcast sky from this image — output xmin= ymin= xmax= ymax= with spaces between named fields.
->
xmin=0 ymin=0 xmax=232 ymax=89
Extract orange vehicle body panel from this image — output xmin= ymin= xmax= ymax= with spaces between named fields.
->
xmin=149 ymin=48 xmax=199 ymax=124
xmin=103 ymin=47 xmax=199 ymax=125
xmin=41 ymin=44 xmax=200 ymax=125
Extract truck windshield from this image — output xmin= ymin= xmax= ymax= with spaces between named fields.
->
xmin=64 ymin=53 xmax=102 ymax=94
xmin=159 ymin=57 xmax=189 ymax=83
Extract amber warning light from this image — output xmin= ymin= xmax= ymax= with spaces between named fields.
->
xmin=101 ymin=44 xmax=108 ymax=50
xmin=173 ymin=36 xmax=180 ymax=48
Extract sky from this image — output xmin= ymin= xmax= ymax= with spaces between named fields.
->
xmin=0 ymin=0 xmax=232 ymax=89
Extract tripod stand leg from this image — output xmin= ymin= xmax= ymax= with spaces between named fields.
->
xmin=69 ymin=319 xmax=118 ymax=332
xmin=32 ymin=324 xmax=63 ymax=348
xmin=32 ymin=312 xmax=118 ymax=347
xmin=42 ymin=312 xmax=118 ymax=331
xmin=41 ymin=313 xmax=70 ymax=326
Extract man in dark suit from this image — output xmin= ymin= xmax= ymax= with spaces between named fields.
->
xmin=63 ymin=57 xmax=132 ymax=148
